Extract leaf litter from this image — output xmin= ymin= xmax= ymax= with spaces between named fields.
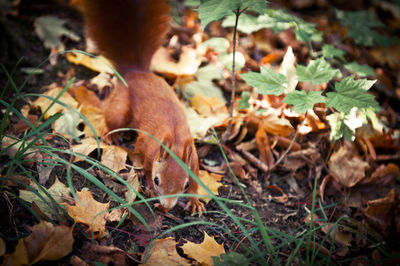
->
xmin=1 ymin=0 xmax=400 ymax=264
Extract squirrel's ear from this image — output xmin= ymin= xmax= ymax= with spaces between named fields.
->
xmin=159 ymin=135 xmax=172 ymax=160
xmin=183 ymin=142 xmax=199 ymax=173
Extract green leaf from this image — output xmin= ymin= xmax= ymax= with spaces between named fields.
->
xmin=212 ymin=252 xmax=249 ymax=266
xmin=336 ymin=9 xmax=399 ymax=47
xmin=199 ymin=0 xmax=268 ymax=30
xmin=222 ymin=13 xmax=263 ymax=34
xmin=326 ymin=76 xmax=379 ymax=114
xmin=327 ymin=112 xmax=356 ymax=141
xmin=241 ymin=67 xmax=287 ymax=96
xmin=322 ymin=44 xmax=345 ymax=60
xmin=296 ymin=57 xmax=340 ymax=84
xmin=283 ymin=90 xmax=325 ymax=114
xmin=344 ymin=62 xmax=375 ymax=77
xmin=220 ymin=52 xmax=246 ymax=71
xmin=34 ymin=16 xmax=80 ymax=49
xmin=238 ymin=91 xmax=251 ymax=110
xmin=201 ymin=37 xmax=230 ymax=53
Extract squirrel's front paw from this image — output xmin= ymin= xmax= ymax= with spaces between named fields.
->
xmin=185 ymin=198 xmax=205 ymax=215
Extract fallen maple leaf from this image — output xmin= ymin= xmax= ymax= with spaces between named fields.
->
xmin=2 ymin=221 xmax=74 ymax=265
xmin=197 ymin=170 xmax=224 ymax=204
xmin=71 ymin=137 xmax=127 ymax=173
xmin=65 ymin=189 xmax=110 ymax=238
xmin=181 ymin=231 xmax=225 ymax=266
xmin=142 ymin=237 xmax=190 ymax=266
xmin=328 ymin=143 xmax=370 ymax=187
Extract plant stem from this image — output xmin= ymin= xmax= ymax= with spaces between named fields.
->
xmin=223 ymin=8 xmax=245 ymax=142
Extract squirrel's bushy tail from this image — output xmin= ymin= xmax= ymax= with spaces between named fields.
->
xmin=81 ymin=0 xmax=170 ymax=72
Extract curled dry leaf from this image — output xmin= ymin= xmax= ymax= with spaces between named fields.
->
xmin=2 ymin=221 xmax=74 ymax=265
xmin=142 ymin=237 xmax=190 ymax=266
xmin=364 ymin=189 xmax=399 ymax=236
xmin=328 ymin=144 xmax=370 ymax=187
xmin=197 ymin=170 xmax=224 ymax=204
xmin=65 ymin=189 xmax=110 ymax=239
xmin=181 ymin=231 xmax=225 ymax=266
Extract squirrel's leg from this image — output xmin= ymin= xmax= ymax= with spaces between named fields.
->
xmin=103 ymin=84 xmax=131 ymax=144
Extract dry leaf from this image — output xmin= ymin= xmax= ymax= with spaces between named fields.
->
xmin=151 ymin=46 xmax=201 ymax=76
xmin=328 ymin=144 xmax=370 ymax=187
xmin=19 ymin=177 xmax=70 ymax=217
xmin=260 ymin=111 xmax=293 ymax=136
xmin=320 ymin=223 xmax=353 ymax=247
xmin=181 ymin=231 xmax=225 ymax=266
xmin=65 ymin=189 xmax=110 ymax=238
xmin=32 ymin=86 xmax=78 ymax=118
xmin=78 ymin=242 xmax=126 ymax=265
xmin=197 ymin=170 xmax=224 ymax=204
xmin=190 ymin=94 xmax=228 ymax=117
xmin=66 ymin=53 xmax=114 ymax=73
xmin=364 ymin=189 xmax=398 ymax=236
xmin=124 ymin=168 xmax=140 ymax=204
xmin=143 ymin=237 xmax=190 ymax=266
xmin=2 ymin=221 xmax=74 ymax=265
xmin=71 ymin=137 xmax=127 ymax=173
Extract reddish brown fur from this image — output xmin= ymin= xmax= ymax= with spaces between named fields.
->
xmin=81 ymin=0 xmax=204 ymax=213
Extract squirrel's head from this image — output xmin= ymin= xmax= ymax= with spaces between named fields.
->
xmin=151 ymin=138 xmax=197 ymax=211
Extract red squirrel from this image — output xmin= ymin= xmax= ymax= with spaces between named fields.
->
xmin=81 ymin=0 xmax=205 ymax=213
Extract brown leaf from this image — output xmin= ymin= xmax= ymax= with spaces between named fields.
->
xmin=65 ymin=189 xmax=110 ymax=238
xmin=78 ymin=242 xmax=126 ymax=266
xmin=320 ymin=223 xmax=353 ymax=247
xmin=364 ymin=189 xmax=398 ymax=236
xmin=181 ymin=231 xmax=225 ymax=266
xmin=2 ymin=221 xmax=74 ymax=264
xmin=328 ymin=144 xmax=370 ymax=188
xmin=143 ymin=237 xmax=190 ymax=266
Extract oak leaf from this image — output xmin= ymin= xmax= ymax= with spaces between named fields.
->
xmin=143 ymin=237 xmax=190 ymax=266
xmin=32 ymin=86 xmax=78 ymax=118
xmin=181 ymin=231 xmax=225 ymax=266
xmin=65 ymin=189 xmax=110 ymax=238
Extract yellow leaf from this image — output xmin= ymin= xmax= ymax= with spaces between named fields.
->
xmin=71 ymin=137 xmax=127 ymax=172
xmin=197 ymin=170 xmax=223 ymax=204
xmin=2 ymin=221 xmax=74 ymax=264
xmin=181 ymin=231 xmax=225 ymax=266
xmin=32 ymin=86 xmax=78 ymax=118
xmin=190 ymin=94 xmax=227 ymax=117
xmin=65 ymin=189 xmax=110 ymax=238
xmin=150 ymin=46 xmax=201 ymax=76
xmin=66 ymin=53 xmax=114 ymax=73
xmin=143 ymin=237 xmax=190 ymax=266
